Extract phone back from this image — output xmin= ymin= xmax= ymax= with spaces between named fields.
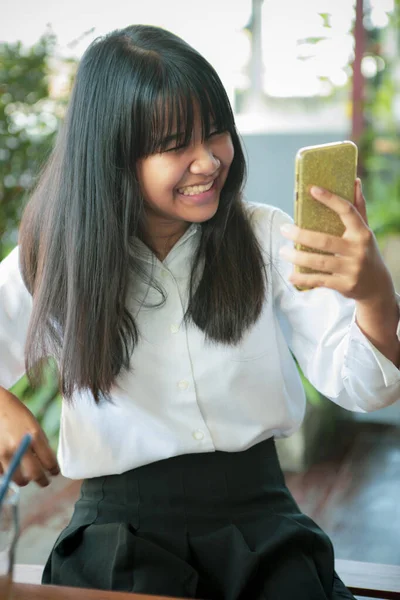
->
xmin=295 ymin=140 xmax=357 ymax=238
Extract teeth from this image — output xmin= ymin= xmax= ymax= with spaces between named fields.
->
xmin=178 ymin=180 xmax=214 ymax=196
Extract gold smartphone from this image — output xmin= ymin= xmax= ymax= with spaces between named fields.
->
xmin=294 ymin=140 xmax=358 ymax=290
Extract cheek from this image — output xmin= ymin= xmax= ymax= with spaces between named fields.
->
xmin=220 ymin=138 xmax=235 ymax=169
xmin=226 ymin=141 xmax=235 ymax=167
xmin=138 ymin=158 xmax=183 ymax=200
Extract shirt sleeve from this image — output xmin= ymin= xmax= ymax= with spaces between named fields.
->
xmin=0 ymin=247 xmax=32 ymax=389
xmin=259 ymin=204 xmax=400 ymax=412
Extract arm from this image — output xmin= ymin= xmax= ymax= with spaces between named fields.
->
xmin=355 ymin=293 xmax=400 ymax=368
xmin=0 ymin=246 xmax=33 ymax=388
xmin=0 ymin=248 xmax=59 ymax=485
xmin=266 ymin=199 xmax=400 ymax=412
xmin=279 ymin=179 xmax=400 ymax=370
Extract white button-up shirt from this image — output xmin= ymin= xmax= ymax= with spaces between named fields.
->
xmin=1 ymin=202 xmax=400 ymax=479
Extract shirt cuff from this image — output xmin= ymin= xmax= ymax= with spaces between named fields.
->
xmin=345 ymin=293 xmax=400 ymax=388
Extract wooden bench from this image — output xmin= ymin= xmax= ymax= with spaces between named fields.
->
xmin=14 ymin=560 xmax=400 ymax=599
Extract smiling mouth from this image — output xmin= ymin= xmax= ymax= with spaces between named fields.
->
xmin=177 ymin=180 xmax=215 ymax=196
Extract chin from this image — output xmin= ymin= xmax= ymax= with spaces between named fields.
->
xmin=186 ymin=201 xmax=219 ymax=224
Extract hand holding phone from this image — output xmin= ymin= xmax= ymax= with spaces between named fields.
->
xmin=279 ymin=144 xmax=399 ymax=367
xmin=293 ymin=140 xmax=358 ymax=290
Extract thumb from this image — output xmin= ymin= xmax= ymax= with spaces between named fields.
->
xmin=354 ymin=178 xmax=368 ymax=225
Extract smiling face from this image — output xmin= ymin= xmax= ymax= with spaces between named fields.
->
xmin=136 ymin=112 xmax=235 ymax=249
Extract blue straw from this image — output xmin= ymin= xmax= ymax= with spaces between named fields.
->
xmin=0 ymin=433 xmax=33 ymax=507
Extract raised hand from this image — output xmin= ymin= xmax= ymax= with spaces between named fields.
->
xmin=279 ymin=179 xmax=393 ymax=301
xmin=279 ymin=179 xmax=400 ymax=366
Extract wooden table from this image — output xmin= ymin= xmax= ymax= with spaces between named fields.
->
xmin=11 ymin=565 xmax=185 ymax=599
xmin=10 ymin=583 xmax=179 ymax=600
xmin=12 ymin=561 xmax=400 ymax=599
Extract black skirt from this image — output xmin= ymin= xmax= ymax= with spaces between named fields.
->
xmin=42 ymin=438 xmax=355 ymax=599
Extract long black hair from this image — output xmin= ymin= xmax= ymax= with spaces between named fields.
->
xmin=19 ymin=24 xmax=267 ymax=402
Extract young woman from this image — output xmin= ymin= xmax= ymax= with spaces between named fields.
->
xmin=0 ymin=24 xmax=399 ymax=600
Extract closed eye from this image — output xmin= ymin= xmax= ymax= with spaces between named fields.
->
xmin=164 ymin=143 xmax=187 ymax=153
xmin=208 ymin=129 xmax=226 ymax=138
xmin=162 ymin=130 xmax=227 ymax=153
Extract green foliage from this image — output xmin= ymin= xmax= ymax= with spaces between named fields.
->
xmin=0 ymin=31 xmax=69 ymax=258
xmin=292 ymin=358 xmax=323 ymax=407
xmin=319 ymin=13 xmax=332 ymax=29
xmin=1 ymin=33 xmax=74 ymax=444
xmin=363 ymin=136 xmax=400 ymax=238
xmin=361 ymin=6 xmax=400 ymax=237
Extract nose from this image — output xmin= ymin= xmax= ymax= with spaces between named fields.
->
xmin=190 ymin=144 xmax=221 ymax=176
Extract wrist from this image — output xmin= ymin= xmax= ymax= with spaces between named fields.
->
xmin=356 ymin=294 xmax=399 ymax=326
xmin=355 ymin=292 xmax=400 ymax=366
xmin=356 ymin=277 xmax=397 ymax=311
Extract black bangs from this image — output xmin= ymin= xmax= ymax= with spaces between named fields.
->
xmin=137 ymin=55 xmax=236 ymax=158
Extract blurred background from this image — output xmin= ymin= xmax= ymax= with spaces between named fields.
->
xmin=1 ymin=0 xmax=400 ymax=573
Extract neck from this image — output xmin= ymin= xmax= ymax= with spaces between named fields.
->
xmin=141 ymin=212 xmax=190 ymax=262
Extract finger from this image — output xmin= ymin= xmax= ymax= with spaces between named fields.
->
xmin=310 ymin=185 xmax=365 ymax=232
xmin=280 ymin=224 xmax=352 ymax=255
xmin=20 ymin=451 xmax=50 ymax=487
xmin=31 ymin=429 xmax=60 ymax=476
xmin=354 ymin=178 xmax=368 ymax=225
xmin=13 ymin=467 xmax=30 ymax=487
xmin=288 ymin=270 xmax=347 ymax=293
xmin=279 ymin=246 xmax=350 ymax=275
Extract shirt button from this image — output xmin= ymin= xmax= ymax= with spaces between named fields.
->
xmin=178 ymin=380 xmax=189 ymax=390
xmin=161 ymin=270 xmax=169 ymax=279
xmin=193 ymin=430 xmax=204 ymax=441
xmin=170 ymin=324 xmax=180 ymax=334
